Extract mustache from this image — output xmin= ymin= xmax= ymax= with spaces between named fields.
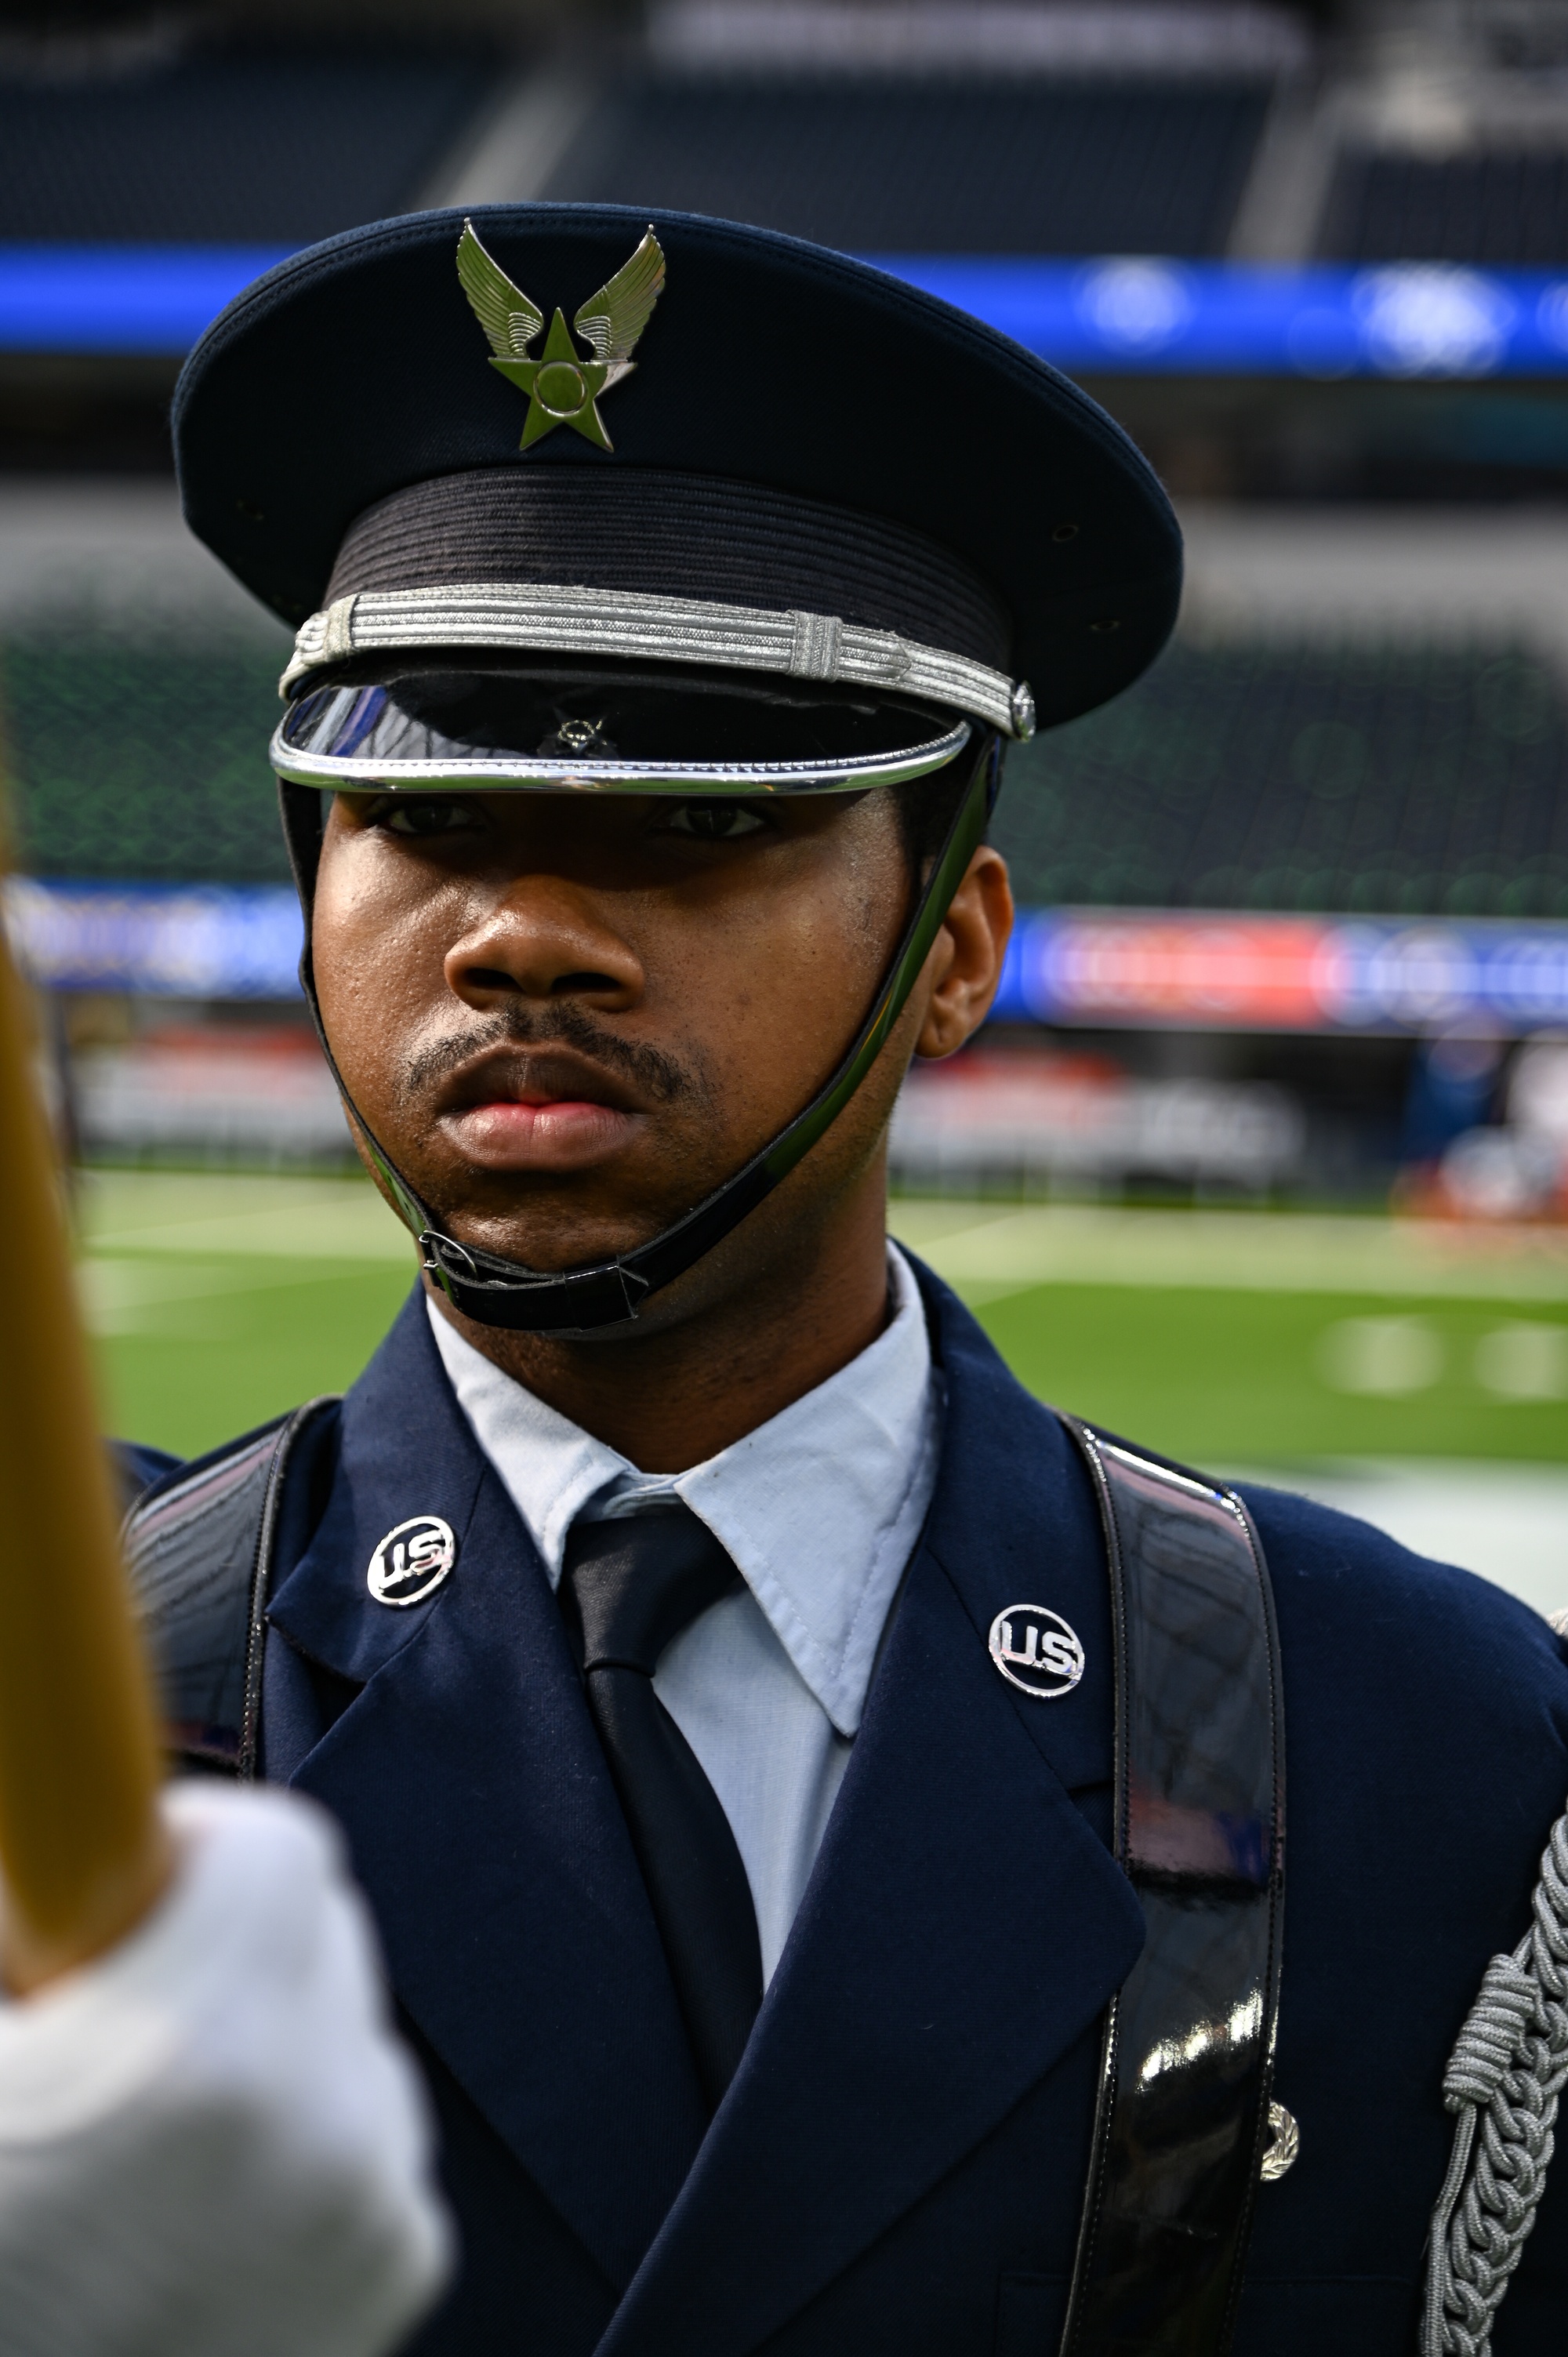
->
xmin=400 ymin=1002 xmax=696 ymax=1109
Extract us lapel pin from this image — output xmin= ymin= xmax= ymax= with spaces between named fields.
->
xmin=368 ymin=1515 xmax=457 ymax=1607
xmin=988 ymin=1604 xmax=1085 ymax=1699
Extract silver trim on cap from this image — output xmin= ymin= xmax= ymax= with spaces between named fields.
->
xmin=279 ymin=579 xmax=1031 ymax=739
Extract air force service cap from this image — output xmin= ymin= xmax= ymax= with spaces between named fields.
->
xmin=172 ymin=204 xmax=1182 ymax=799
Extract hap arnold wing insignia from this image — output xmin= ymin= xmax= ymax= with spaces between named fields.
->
xmin=456 ymin=219 xmax=666 ymax=452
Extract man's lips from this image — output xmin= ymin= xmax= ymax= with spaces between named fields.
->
xmin=431 ymin=1046 xmax=651 ymax=1172
xmin=448 ymin=1095 xmax=641 ymax=1170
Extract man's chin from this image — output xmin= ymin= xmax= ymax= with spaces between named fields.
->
xmin=410 ymin=1177 xmax=683 ymax=1278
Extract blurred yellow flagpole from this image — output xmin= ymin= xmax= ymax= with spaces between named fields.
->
xmin=0 ymin=909 xmax=169 ymax=1993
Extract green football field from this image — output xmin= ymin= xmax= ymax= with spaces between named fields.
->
xmin=76 ymin=1171 xmax=1568 ymax=1469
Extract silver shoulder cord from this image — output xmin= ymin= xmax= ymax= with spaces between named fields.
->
xmin=1422 ymin=1745 xmax=1568 ymax=2354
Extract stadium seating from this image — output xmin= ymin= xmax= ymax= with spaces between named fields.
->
xmin=993 ymin=637 xmax=1568 ymax=917
xmin=0 ymin=42 xmax=496 ymax=245
xmin=3 ymin=636 xmax=288 ymax=884
xmin=11 ymin=626 xmax=1567 ymax=923
xmin=542 ymin=73 xmax=1271 ymax=255
xmin=1320 ymin=145 xmax=1568 ymax=265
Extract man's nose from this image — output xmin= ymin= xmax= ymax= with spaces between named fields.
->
xmin=444 ymin=877 xmax=644 ymax=1008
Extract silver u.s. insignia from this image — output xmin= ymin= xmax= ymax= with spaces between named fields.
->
xmin=989 ymin=1604 xmax=1085 ymax=1699
xmin=368 ymin=1515 xmax=457 ymax=1608
xmin=456 ymin=217 xmax=665 ymax=452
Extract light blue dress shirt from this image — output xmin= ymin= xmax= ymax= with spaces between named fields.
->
xmin=426 ymin=1248 xmax=939 ymax=1981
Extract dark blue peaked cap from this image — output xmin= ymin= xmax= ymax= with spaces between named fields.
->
xmin=173 ymin=202 xmax=1181 ymax=734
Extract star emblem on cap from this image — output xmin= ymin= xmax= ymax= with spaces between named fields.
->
xmin=456 ymin=219 xmax=666 ymax=452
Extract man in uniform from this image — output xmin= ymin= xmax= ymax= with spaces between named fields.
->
xmin=93 ymin=203 xmax=1568 ymax=2355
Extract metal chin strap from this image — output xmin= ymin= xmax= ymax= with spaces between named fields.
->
xmin=278 ymin=736 xmax=999 ymax=1336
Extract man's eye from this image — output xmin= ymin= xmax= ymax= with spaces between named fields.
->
xmin=661 ymin=801 xmax=768 ymax=841
xmin=375 ymin=797 xmax=480 ymax=837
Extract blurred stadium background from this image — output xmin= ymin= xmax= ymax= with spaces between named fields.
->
xmin=2 ymin=0 xmax=1565 ymax=1611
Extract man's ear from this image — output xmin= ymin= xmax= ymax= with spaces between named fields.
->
xmin=913 ymin=845 xmax=1014 ymax=1061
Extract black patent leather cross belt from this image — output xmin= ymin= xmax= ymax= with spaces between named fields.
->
xmin=1057 ymin=1420 xmax=1287 ymax=2357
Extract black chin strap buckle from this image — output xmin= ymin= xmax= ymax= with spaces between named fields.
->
xmin=420 ymin=1229 xmax=477 ymax=1280
xmin=421 ymin=1227 xmax=654 ymax=1335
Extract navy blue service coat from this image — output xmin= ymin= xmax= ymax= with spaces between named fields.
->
xmin=152 ymin=1266 xmax=1568 ymax=2355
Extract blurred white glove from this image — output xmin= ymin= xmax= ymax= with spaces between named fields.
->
xmin=0 ymin=1781 xmax=452 ymax=2357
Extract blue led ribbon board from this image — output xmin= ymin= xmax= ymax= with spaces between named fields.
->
xmin=13 ymin=880 xmax=1568 ymax=1034
xmin=0 ymin=246 xmax=293 ymax=354
xmin=992 ymin=909 xmax=1568 ymax=1036
xmin=8 ymin=248 xmax=1568 ymax=376
xmin=7 ymin=881 xmax=304 ymax=998
xmin=869 ymin=257 xmax=1568 ymax=377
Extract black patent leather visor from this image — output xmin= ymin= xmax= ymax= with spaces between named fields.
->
xmin=272 ymin=656 xmax=971 ymax=794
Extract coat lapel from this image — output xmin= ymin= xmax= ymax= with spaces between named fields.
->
xmin=597 ymin=1273 xmax=1142 ymax=2357
xmin=267 ymin=1291 xmax=708 ymax=2290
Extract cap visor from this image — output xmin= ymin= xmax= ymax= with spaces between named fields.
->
xmin=271 ymin=656 xmax=971 ymax=793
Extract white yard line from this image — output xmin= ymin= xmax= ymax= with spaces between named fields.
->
xmin=891 ymin=1201 xmax=1568 ymax=1304
xmin=1228 ymin=1458 xmax=1568 ymax=1625
xmin=74 ymin=1180 xmax=1566 ymax=1618
xmin=75 ymin=1174 xmax=1568 ymax=1297
xmin=75 ymin=1254 xmax=400 ymax=1335
xmin=78 ymin=1171 xmax=415 ymax=1263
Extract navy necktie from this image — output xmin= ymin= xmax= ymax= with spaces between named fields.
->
xmin=561 ymin=1505 xmax=764 ymax=2108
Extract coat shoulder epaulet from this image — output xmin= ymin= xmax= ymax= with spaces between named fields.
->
xmin=122 ymin=1397 xmax=340 ymax=1774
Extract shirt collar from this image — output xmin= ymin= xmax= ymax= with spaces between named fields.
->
xmin=426 ymin=1245 xmax=937 ymax=1737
